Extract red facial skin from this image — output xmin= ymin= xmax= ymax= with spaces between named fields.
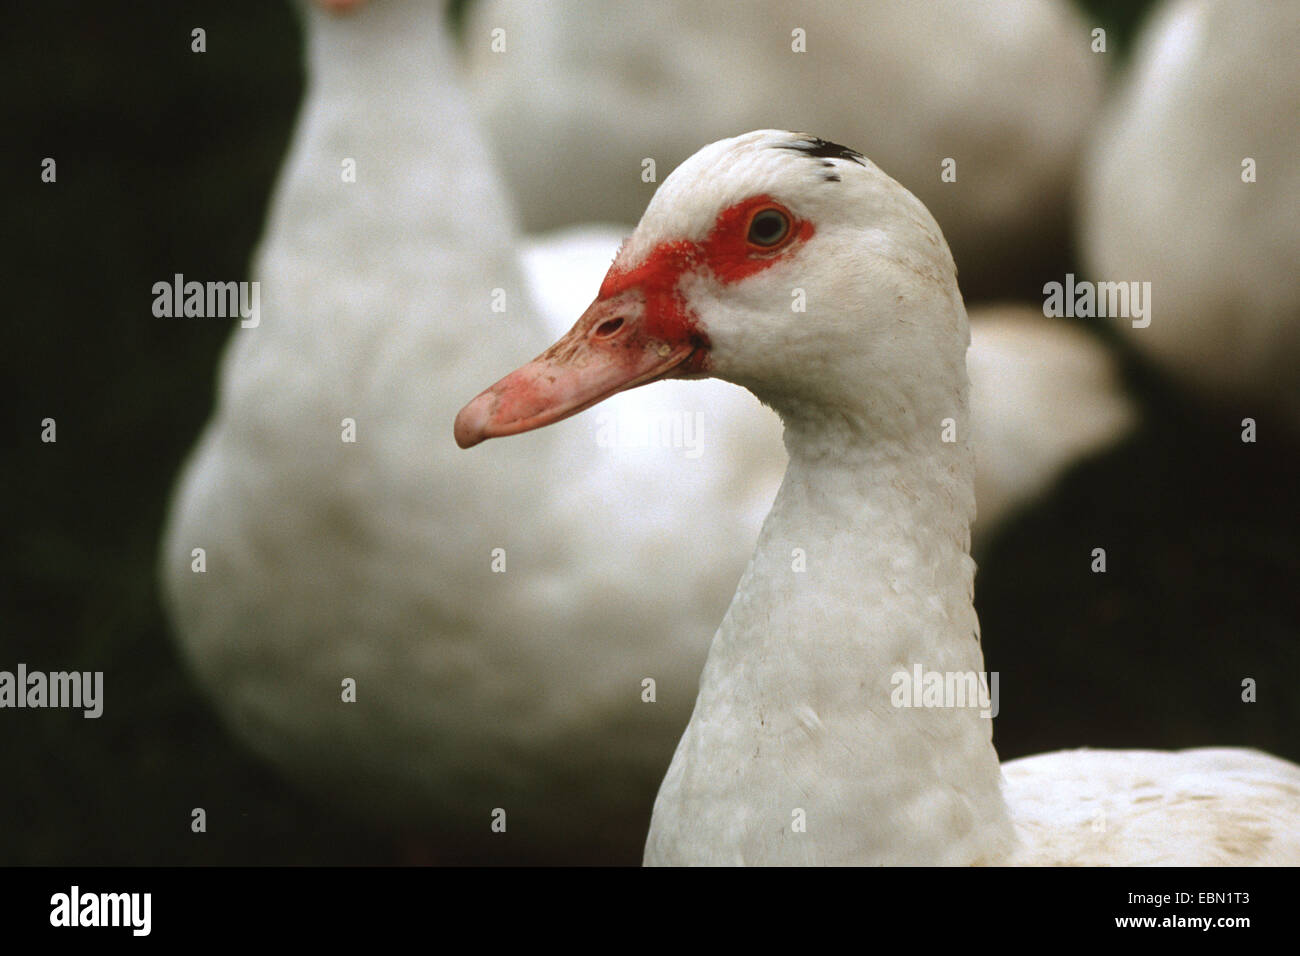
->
xmin=316 ymin=0 xmax=368 ymax=14
xmin=454 ymin=195 xmax=812 ymax=448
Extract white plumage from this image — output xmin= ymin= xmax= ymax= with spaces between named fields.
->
xmin=160 ymin=0 xmax=782 ymax=860
xmin=458 ymin=130 xmax=1300 ymax=866
xmin=161 ymin=0 xmax=1136 ymax=862
xmin=465 ymin=0 xmax=1104 ymax=288
xmin=1079 ymin=0 xmax=1300 ymax=422
xmin=967 ymin=307 xmax=1136 ymax=536
xmin=1006 ymin=748 xmax=1300 ymax=866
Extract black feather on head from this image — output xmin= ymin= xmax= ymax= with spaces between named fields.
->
xmin=777 ymin=136 xmax=866 ymax=167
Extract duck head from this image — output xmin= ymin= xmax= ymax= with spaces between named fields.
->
xmin=455 ymin=129 xmax=967 ymax=448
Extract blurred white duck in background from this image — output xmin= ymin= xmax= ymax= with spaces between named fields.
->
xmin=465 ymin=0 xmax=1105 ymax=297
xmin=160 ymin=0 xmax=783 ymax=863
xmin=967 ymin=307 xmax=1135 ymax=534
xmin=1079 ymin=0 xmax=1300 ymax=423
xmin=160 ymin=0 xmax=1133 ymax=862
xmin=457 ymin=130 xmax=1300 ymax=866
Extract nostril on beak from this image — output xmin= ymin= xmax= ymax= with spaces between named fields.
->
xmin=593 ymin=317 xmax=625 ymax=338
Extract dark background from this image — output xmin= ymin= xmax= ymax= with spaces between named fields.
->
xmin=4 ymin=0 xmax=1295 ymax=865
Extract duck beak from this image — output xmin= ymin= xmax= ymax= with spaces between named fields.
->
xmin=454 ymin=292 xmax=699 ymax=449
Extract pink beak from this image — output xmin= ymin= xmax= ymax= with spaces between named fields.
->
xmin=454 ymin=290 xmax=701 ymax=449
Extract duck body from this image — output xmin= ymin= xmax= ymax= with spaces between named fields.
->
xmin=160 ymin=0 xmax=783 ymax=861
xmin=165 ymin=0 xmax=1111 ymax=861
xmin=1005 ymin=748 xmax=1300 ymax=866
xmin=457 ymin=129 xmax=1300 ymax=866
xmin=966 ymin=308 xmax=1135 ymax=537
xmin=1079 ymin=0 xmax=1300 ymax=420
xmin=466 ymin=0 xmax=1104 ymax=297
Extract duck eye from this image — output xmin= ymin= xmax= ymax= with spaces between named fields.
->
xmin=747 ymin=208 xmax=790 ymax=248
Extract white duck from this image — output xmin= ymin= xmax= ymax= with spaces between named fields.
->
xmin=1078 ymin=0 xmax=1300 ymax=423
xmin=456 ymin=130 xmax=1300 ymax=866
xmin=465 ymin=0 xmax=1104 ymax=294
xmin=162 ymin=0 xmax=1125 ymax=861
xmin=160 ymin=0 xmax=783 ymax=862
xmin=966 ymin=306 xmax=1135 ymax=535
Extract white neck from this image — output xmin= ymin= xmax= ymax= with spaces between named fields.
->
xmin=645 ymin=346 xmax=1013 ymax=865
xmin=267 ymin=0 xmax=523 ymax=257
xmin=243 ymin=0 xmax=547 ymax=407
